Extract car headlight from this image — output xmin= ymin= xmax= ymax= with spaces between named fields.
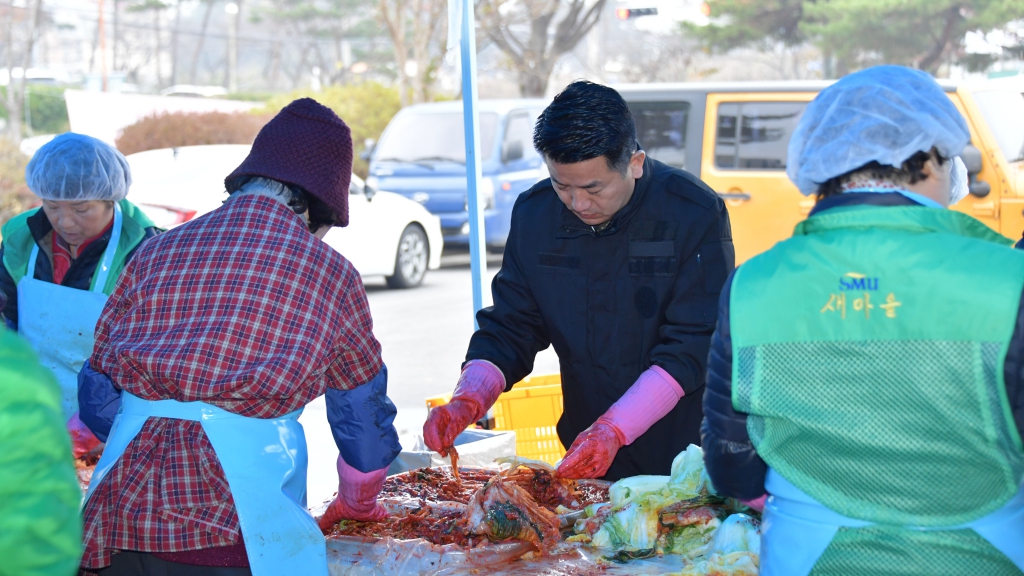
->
xmin=464 ymin=177 xmax=495 ymax=211
xmin=470 ymin=178 xmax=494 ymax=210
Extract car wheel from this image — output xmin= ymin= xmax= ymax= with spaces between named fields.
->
xmin=386 ymin=225 xmax=429 ymax=289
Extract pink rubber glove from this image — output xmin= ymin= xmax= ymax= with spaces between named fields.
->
xmin=67 ymin=411 xmax=102 ymax=460
xmin=742 ymin=495 xmax=767 ymax=513
xmin=423 ymin=360 xmax=505 ymax=456
xmin=556 ymin=366 xmax=683 ymax=479
xmin=318 ymin=454 xmax=389 ymax=530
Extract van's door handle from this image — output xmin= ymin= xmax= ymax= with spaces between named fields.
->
xmin=972 ymin=200 xmax=996 ymax=218
xmin=717 ymin=191 xmax=751 ymax=201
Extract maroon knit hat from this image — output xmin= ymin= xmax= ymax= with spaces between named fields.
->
xmin=226 ymin=98 xmax=353 ymax=226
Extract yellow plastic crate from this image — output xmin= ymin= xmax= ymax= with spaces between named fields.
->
xmin=425 ymin=373 xmax=565 ymax=465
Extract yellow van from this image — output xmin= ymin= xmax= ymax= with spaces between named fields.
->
xmin=619 ymin=79 xmax=1024 ymax=263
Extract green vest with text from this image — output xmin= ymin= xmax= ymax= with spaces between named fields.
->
xmin=731 ymin=205 xmax=1024 ymax=573
xmin=1 ymin=199 xmax=155 ymax=295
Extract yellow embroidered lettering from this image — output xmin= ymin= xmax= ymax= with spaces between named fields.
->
xmin=880 ymin=293 xmax=902 ymax=318
xmin=821 ymin=293 xmax=847 ymax=318
xmin=853 ymin=293 xmax=874 ymax=319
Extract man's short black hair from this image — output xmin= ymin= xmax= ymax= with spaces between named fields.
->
xmin=533 ymin=80 xmax=638 ymax=174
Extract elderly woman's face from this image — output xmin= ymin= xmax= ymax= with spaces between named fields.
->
xmin=41 ymin=200 xmax=115 ymax=248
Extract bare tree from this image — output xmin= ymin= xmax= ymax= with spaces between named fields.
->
xmin=153 ymin=4 xmax=163 ymax=87
xmin=477 ymin=0 xmax=606 ymax=97
xmin=190 ymin=0 xmax=216 ymax=84
xmin=125 ymin=1 xmax=169 ymax=87
xmin=3 ymin=0 xmax=45 ymax=144
xmin=170 ymin=0 xmax=181 ymax=85
xmin=262 ymin=40 xmax=282 ymax=88
xmin=379 ymin=0 xmax=446 ymax=105
xmin=378 ymin=0 xmax=409 ymax=104
xmin=256 ymin=0 xmax=394 ymax=91
xmin=113 ymin=0 xmax=121 ymax=70
xmin=610 ymin=30 xmax=695 ymax=84
xmin=407 ymin=0 xmax=446 ymax=103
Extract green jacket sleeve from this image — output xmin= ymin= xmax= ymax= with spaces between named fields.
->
xmin=0 ymin=331 xmax=82 ymax=576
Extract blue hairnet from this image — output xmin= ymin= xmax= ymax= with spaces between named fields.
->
xmin=25 ymin=133 xmax=131 ymax=202
xmin=787 ymin=66 xmax=970 ymax=196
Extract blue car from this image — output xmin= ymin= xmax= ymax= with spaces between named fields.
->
xmin=365 ymin=99 xmax=549 ymax=251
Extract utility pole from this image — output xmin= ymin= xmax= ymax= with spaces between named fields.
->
xmin=98 ymin=0 xmax=107 ymax=91
xmin=113 ymin=0 xmax=119 ymax=71
xmin=225 ymin=2 xmax=238 ymax=93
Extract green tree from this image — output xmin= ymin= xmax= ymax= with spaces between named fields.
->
xmin=0 ymin=86 xmax=70 ymax=136
xmin=688 ymin=0 xmax=1021 ymax=75
xmin=686 ymin=0 xmax=805 ymax=51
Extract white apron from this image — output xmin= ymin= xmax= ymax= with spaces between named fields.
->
xmin=85 ymin=392 xmax=329 ymax=576
xmin=18 ymin=204 xmax=122 ymax=420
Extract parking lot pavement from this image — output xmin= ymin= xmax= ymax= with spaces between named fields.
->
xmin=302 ymin=249 xmax=561 ymax=506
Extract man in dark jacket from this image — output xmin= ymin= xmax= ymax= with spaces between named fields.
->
xmin=424 ymin=80 xmax=734 ymax=481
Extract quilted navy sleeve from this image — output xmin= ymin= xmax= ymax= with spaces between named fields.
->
xmin=701 ymin=272 xmax=768 ymax=500
xmin=326 ymin=365 xmax=401 ymax=473
xmin=77 ymin=360 xmax=122 ymax=442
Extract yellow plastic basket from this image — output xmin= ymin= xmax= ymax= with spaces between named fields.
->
xmin=425 ymin=373 xmax=565 ymax=465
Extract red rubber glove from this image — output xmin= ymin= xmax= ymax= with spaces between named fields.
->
xmin=555 ymin=416 xmax=624 ymax=479
xmin=67 ymin=411 xmax=102 ymax=460
xmin=423 ymin=360 xmax=505 ymax=457
xmin=557 ymin=366 xmax=684 ymax=479
xmin=318 ymin=454 xmax=389 ymax=530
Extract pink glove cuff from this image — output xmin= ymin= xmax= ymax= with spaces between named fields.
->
xmin=337 ymin=454 xmax=388 ymax=503
xmin=452 ymin=360 xmax=506 ymax=422
xmin=741 ymin=495 xmax=767 ymax=512
xmin=602 ymin=365 xmax=684 ymax=445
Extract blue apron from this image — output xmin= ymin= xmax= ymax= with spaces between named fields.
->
xmin=17 ymin=204 xmax=122 ymax=420
xmin=84 ymin=392 xmax=329 ymax=576
xmin=760 ymin=468 xmax=1024 ymax=576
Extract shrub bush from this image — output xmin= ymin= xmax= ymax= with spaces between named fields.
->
xmin=115 ymin=111 xmax=271 ymax=156
xmin=0 ymin=138 xmax=37 ymax=230
xmin=26 ymin=86 xmax=71 ymax=134
xmin=0 ymin=85 xmax=71 ymax=136
xmin=114 ymin=82 xmax=402 ymax=178
xmin=262 ymin=82 xmax=402 ymax=178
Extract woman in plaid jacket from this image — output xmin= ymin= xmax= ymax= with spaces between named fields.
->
xmin=76 ymin=99 xmax=401 ymax=576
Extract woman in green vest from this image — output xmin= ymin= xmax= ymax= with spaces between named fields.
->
xmin=702 ymin=65 xmax=1024 ymax=575
xmin=0 ymin=133 xmax=158 ymax=457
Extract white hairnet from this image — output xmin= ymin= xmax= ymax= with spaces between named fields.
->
xmin=787 ymin=65 xmax=970 ymax=196
xmin=25 ymin=132 xmax=131 ymax=202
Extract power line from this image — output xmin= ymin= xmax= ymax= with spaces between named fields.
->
xmin=48 ymin=5 xmax=389 ymax=48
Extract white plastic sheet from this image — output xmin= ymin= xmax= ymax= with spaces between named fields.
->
xmin=387 ymin=429 xmax=516 ymax=475
xmin=326 ymin=539 xmax=692 ymax=576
